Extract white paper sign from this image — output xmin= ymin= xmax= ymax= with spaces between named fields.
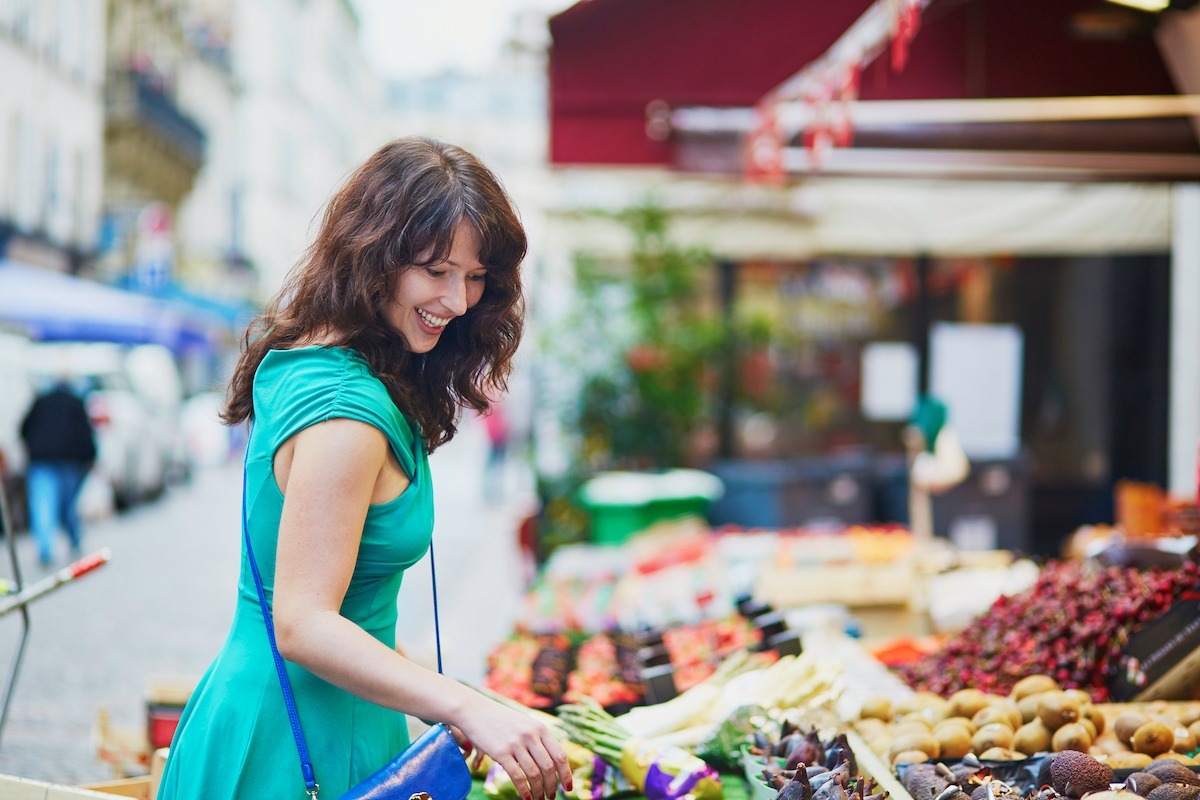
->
xmin=930 ymin=322 xmax=1024 ymax=459
xmin=861 ymin=341 xmax=918 ymax=421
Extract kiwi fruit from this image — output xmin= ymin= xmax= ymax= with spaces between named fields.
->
xmin=899 ymin=713 xmax=935 ymax=730
xmin=860 ymin=696 xmax=893 ymax=722
xmin=935 ymin=716 xmax=975 ymax=734
xmin=1171 ymin=726 xmax=1196 ymax=753
xmin=1082 ymin=705 xmax=1108 ymax=737
xmin=1111 ymin=753 xmax=1156 ymax=769
xmin=1019 ymin=692 xmax=1049 ymax=724
xmin=868 ymin=733 xmax=893 ymax=758
xmin=1052 ymin=722 xmax=1095 ymax=753
xmin=992 ymin=698 xmax=1025 ymax=730
xmin=949 ymin=688 xmax=994 ymax=720
xmin=855 ymin=717 xmax=888 ymax=737
xmin=974 ymin=705 xmax=1017 ymax=731
xmin=1180 ymin=707 xmax=1200 ymax=727
xmin=935 ymin=723 xmax=974 ymax=759
xmin=892 ymin=749 xmax=931 ymax=766
xmin=1079 ymin=717 xmax=1099 ymax=741
xmin=980 ymin=746 xmax=1025 ymax=761
xmin=1133 ymin=722 xmax=1177 ymax=757
xmin=1153 ymin=753 xmax=1199 ymax=766
xmin=913 ymin=691 xmax=953 ymax=721
xmin=1011 ymin=674 xmax=1060 ymax=701
xmin=1040 ymin=692 xmax=1084 ymax=731
xmin=1013 ymin=719 xmax=1053 ymax=756
xmin=1064 ymin=689 xmax=1093 ymax=706
xmin=1116 ymin=712 xmax=1153 ymax=746
xmin=890 ymin=729 xmax=940 ymax=761
xmin=974 ymin=722 xmax=1015 ymax=753
xmin=905 ymin=708 xmax=942 ymax=727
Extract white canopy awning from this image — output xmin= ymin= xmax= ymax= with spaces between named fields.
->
xmin=545 ymin=170 xmax=1171 ymax=259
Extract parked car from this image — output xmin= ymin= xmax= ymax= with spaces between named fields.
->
xmin=25 ymin=342 xmax=189 ymax=509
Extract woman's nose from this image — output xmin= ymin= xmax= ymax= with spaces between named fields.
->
xmin=442 ymin=277 xmax=470 ymax=315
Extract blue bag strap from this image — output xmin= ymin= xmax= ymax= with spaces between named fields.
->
xmin=240 ymin=430 xmax=445 ymax=799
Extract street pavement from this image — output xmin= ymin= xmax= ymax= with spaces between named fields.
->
xmin=0 ymin=415 xmax=536 ymax=785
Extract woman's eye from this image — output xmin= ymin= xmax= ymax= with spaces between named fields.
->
xmin=425 ymin=268 xmax=444 ymax=278
xmin=469 ymin=273 xmax=487 ymax=283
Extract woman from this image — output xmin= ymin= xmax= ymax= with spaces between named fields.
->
xmin=158 ymin=138 xmax=571 ymax=800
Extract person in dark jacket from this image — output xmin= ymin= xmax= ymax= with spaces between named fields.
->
xmin=20 ymin=382 xmax=97 ymax=566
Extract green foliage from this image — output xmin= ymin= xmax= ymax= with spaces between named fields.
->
xmin=572 ymin=202 xmax=723 ymax=470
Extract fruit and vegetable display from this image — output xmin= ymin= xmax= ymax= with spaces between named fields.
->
xmin=484 ymin=616 xmax=763 ymax=711
xmin=899 ymin=560 xmax=1200 ymax=700
xmin=855 ymin=677 xmax=1200 ymax=766
xmin=896 ymin=749 xmax=1200 ymax=800
xmin=485 ymin=632 xmax=643 ymax=710
xmin=744 ymin=723 xmax=895 ymax=800
xmin=478 ymin=647 xmax=843 ymax=800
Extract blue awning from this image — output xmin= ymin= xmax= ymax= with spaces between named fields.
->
xmin=0 ymin=260 xmax=193 ymax=349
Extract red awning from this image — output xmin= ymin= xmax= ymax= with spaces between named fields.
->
xmin=548 ymin=0 xmax=1187 ymax=169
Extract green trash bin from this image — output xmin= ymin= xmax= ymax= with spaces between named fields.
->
xmin=577 ymin=469 xmax=724 ymax=545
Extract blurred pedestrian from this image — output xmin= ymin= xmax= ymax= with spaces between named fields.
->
xmin=158 ymin=137 xmax=570 ymax=800
xmin=19 ymin=380 xmax=97 ymax=566
xmin=903 ymin=394 xmax=969 ymax=541
xmin=480 ymin=395 xmax=510 ymax=504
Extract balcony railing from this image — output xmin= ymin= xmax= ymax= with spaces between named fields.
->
xmin=105 ymin=70 xmax=206 ymax=169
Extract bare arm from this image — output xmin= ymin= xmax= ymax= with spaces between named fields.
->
xmin=271 ymin=419 xmax=570 ymax=800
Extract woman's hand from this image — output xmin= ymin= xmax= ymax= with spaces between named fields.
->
xmin=453 ymin=698 xmax=572 ymax=800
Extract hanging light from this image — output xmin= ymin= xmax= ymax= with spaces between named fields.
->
xmin=1104 ymin=0 xmax=1168 ymax=10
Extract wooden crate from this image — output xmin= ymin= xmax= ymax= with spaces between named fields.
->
xmin=0 ymin=774 xmax=146 ymax=799
xmin=756 ymin=561 xmax=916 ymax=608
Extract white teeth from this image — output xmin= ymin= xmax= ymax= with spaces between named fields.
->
xmin=417 ymin=308 xmax=450 ymax=328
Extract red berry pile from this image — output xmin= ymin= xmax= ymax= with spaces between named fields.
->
xmin=900 ymin=559 xmax=1200 ymax=701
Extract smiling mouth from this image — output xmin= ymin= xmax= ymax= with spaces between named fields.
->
xmin=416 ymin=308 xmax=451 ymax=330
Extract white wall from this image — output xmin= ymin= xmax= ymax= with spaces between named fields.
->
xmin=231 ymin=0 xmax=382 ymax=298
xmin=175 ymin=32 xmax=239 ymax=288
xmin=0 ymin=0 xmax=105 ymax=256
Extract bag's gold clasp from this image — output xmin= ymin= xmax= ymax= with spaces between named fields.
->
xmin=306 ymin=785 xmax=320 ymax=800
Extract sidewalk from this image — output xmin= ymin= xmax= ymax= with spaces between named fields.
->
xmin=0 ymin=414 xmax=535 ymax=784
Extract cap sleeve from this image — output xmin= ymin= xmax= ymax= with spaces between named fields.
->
xmin=252 ymin=348 xmax=419 ymax=479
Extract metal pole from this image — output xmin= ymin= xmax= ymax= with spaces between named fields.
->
xmin=717 ymin=259 xmax=738 ymax=459
xmin=0 ymin=473 xmax=30 ymax=749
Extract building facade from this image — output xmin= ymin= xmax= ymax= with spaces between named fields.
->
xmin=0 ymin=0 xmax=107 ymax=273
xmin=229 ymin=0 xmax=380 ymax=298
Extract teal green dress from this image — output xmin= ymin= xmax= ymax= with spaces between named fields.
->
xmin=158 ymin=347 xmax=434 ymax=798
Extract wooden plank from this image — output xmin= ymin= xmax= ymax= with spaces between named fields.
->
xmin=848 ymin=729 xmax=917 ymax=800
xmin=0 ymin=773 xmax=135 ymax=799
xmin=1133 ymin=645 xmax=1200 ymax=702
xmin=73 ymin=777 xmax=151 ymax=799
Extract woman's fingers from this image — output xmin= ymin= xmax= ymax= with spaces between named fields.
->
xmin=541 ymin=729 xmax=573 ymax=792
xmin=447 ymin=724 xmax=471 ymax=753
xmin=505 ymin=748 xmax=541 ymax=800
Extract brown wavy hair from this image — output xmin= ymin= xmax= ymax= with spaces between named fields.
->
xmin=223 ymin=137 xmax=526 ymax=452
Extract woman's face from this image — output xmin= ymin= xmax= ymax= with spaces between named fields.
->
xmin=384 ymin=220 xmax=487 ymax=353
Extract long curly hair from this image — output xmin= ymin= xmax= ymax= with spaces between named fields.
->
xmin=223 ymin=137 xmax=526 ymax=452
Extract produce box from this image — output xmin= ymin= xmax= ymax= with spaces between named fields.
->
xmin=578 ymin=470 xmax=723 ymax=545
xmin=1110 ymin=590 xmax=1200 ymax=701
xmin=0 ymin=774 xmax=148 ymax=799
